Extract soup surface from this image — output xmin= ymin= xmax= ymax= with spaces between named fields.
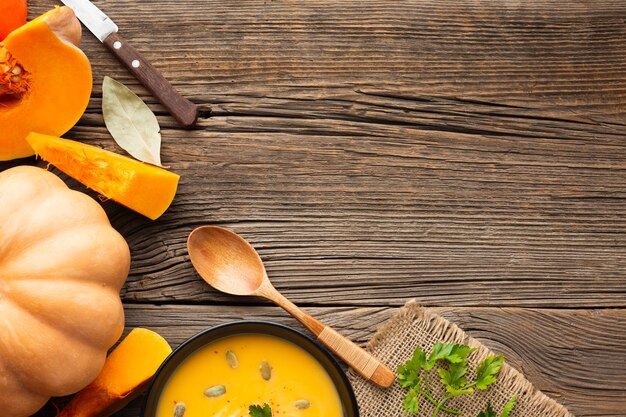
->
xmin=157 ymin=333 xmax=344 ymax=417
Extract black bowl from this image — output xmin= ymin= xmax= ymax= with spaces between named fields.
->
xmin=142 ymin=321 xmax=359 ymax=417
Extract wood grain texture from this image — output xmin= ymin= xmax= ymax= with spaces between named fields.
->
xmin=19 ymin=0 xmax=626 ymax=307
xmin=6 ymin=1 xmax=626 ymax=415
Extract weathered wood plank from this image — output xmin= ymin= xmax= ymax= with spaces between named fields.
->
xmin=114 ymin=114 xmax=626 ymax=307
xmin=33 ymin=0 xmax=626 ymax=120
xmin=9 ymin=1 xmax=626 ymax=416
xmin=435 ymin=307 xmax=626 ymax=415
xmin=105 ymin=305 xmax=625 ymax=416
xmin=6 ymin=0 xmax=624 ymax=307
xmin=37 ymin=111 xmax=626 ymax=307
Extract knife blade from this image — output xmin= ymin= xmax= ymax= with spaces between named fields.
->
xmin=61 ymin=0 xmax=198 ymax=127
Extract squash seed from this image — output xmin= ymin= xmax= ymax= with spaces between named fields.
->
xmin=295 ymin=399 xmax=311 ymax=410
xmin=204 ymin=385 xmax=226 ymax=397
xmin=226 ymin=350 xmax=238 ymax=369
xmin=260 ymin=360 xmax=272 ymax=380
xmin=173 ymin=402 xmax=186 ymax=417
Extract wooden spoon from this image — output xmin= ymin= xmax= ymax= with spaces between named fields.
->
xmin=187 ymin=226 xmax=395 ymax=388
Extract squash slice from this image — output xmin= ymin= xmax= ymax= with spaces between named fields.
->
xmin=0 ymin=6 xmax=92 ymax=161
xmin=26 ymin=133 xmax=180 ymax=220
xmin=57 ymin=328 xmax=172 ymax=417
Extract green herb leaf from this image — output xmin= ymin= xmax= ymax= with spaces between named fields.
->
xmin=474 ymin=354 xmax=504 ymax=390
xmin=446 ymin=385 xmax=475 ymax=397
xmin=500 ymin=396 xmax=518 ymax=417
xmin=477 ymin=402 xmax=496 ymax=417
xmin=102 ymin=76 xmax=162 ymax=166
xmin=397 ymin=347 xmax=426 ymax=388
xmin=477 ymin=396 xmax=517 ymax=417
xmin=402 ymin=388 xmax=419 ymax=415
xmin=426 ymin=343 xmax=476 ymax=370
xmin=426 ymin=342 xmax=453 ymax=370
xmin=249 ymin=403 xmax=272 ymax=417
xmin=398 ymin=342 xmax=506 ymax=417
xmin=438 ymin=361 xmax=468 ymax=389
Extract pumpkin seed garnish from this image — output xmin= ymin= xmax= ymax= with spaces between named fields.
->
xmin=260 ymin=360 xmax=272 ymax=380
xmin=173 ymin=402 xmax=186 ymax=417
xmin=295 ymin=399 xmax=311 ymax=410
xmin=226 ymin=350 xmax=238 ymax=369
xmin=204 ymin=385 xmax=226 ymax=397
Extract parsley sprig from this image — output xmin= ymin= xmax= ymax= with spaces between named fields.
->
xmin=477 ymin=396 xmax=518 ymax=417
xmin=249 ymin=403 xmax=272 ymax=417
xmin=397 ymin=342 xmax=504 ymax=416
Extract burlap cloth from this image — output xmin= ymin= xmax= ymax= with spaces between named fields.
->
xmin=349 ymin=300 xmax=574 ymax=417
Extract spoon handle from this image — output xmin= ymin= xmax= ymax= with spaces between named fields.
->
xmin=317 ymin=325 xmax=396 ymax=388
xmin=263 ymin=285 xmax=395 ymax=388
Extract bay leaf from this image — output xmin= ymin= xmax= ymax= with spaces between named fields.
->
xmin=102 ymin=76 xmax=162 ymax=166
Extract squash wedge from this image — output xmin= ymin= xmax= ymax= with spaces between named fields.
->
xmin=26 ymin=133 xmax=180 ymax=220
xmin=57 ymin=328 xmax=172 ymax=417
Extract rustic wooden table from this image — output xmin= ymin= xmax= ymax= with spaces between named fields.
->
xmin=9 ymin=0 xmax=626 ymax=416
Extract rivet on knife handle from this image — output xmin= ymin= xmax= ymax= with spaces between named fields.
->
xmin=103 ymin=32 xmax=197 ymax=128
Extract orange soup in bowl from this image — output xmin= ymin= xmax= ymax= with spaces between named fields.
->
xmin=156 ymin=333 xmax=344 ymax=417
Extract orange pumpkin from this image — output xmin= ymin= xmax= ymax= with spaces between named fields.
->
xmin=0 ymin=0 xmax=27 ymax=41
xmin=0 ymin=166 xmax=130 ymax=417
xmin=0 ymin=6 xmax=92 ymax=161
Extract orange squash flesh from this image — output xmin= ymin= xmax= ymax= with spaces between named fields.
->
xmin=57 ymin=328 xmax=172 ymax=417
xmin=26 ymin=133 xmax=180 ymax=220
xmin=0 ymin=6 xmax=92 ymax=161
xmin=0 ymin=0 xmax=27 ymax=41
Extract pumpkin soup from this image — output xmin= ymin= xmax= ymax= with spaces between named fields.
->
xmin=156 ymin=333 xmax=344 ymax=417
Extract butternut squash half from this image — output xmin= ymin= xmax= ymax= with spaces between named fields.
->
xmin=0 ymin=6 xmax=92 ymax=161
xmin=26 ymin=133 xmax=180 ymax=220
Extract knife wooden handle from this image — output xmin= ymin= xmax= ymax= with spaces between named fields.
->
xmin=103 ymin=32 xmax=198 ymax=128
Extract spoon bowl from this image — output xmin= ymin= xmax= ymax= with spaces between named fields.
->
xmin=187 ymin=225 xmax=395 ymax=388
xmin=188 ymin=226 xmax=265 ymax=296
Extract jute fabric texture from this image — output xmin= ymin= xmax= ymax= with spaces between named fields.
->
xmin=349 ymin=301 xmax=574 ymax=417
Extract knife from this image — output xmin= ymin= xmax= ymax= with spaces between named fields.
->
xmin=61 ymin=0 xmax=198 ymax=128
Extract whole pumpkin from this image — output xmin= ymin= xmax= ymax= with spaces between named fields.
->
xmin=0 ymin=166 xmax=130 ymax=417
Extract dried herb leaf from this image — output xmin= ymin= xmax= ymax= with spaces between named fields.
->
xmin=102 ymin=76 xmax=162 ymax=166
